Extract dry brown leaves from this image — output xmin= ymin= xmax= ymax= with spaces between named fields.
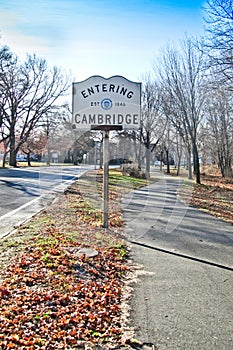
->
xmin=180 ymin=174 xmax=233 ymax=224
xmin=0 ymin=170 xmax=139 ymax=349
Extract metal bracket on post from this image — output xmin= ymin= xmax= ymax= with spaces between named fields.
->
xmin=103 ymin=130 xmax=109 ymax=228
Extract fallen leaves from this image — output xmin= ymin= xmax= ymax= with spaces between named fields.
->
xmin=0 ymin=169 xmax=148 ymax=349
xmin=179 ymin=174 xmax=233 ymax=224
xmin=0 ymin=228 xmax=129 ymax=349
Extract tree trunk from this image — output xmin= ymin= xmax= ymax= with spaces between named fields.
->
xmin=2 ymin=152 xmax=8 ymax=168
xmin=160 ymin=150 xmax=164 ymax=172
xmin=176 ymin=152 xmax=182 ymax=176
xmin=186 ymin=149 xmax=193 ymax=180
xmin=137 ymin=141 xmax=142 ymax=170
xmin=218 ymin=145 xmax=232 ymax=178
xmin=224 ymin=162 xmax=233 ymax=177
xmin=9 ymin=129 xmax=17 ymax=167
xmin=73 ymin=148 xmax=78 ymax=165
xmin=27 ymin=154 xmax=32 ymax=166
xmin=67 ymin=149 xmax=72 ymax=163
xmin=99 ymin=140 xmax=103 ymax=169
xmin=9 ymin=149 xmax=17 ymax=167
xmin=46 ymin=145 xmax=51 ymax=165
xmin=220 ymin=156 xmax=233 ymax=178
xmin=145 ymin=147 xmax=150 ymax=178
xmin=136 ymin=130 xmax=142 ymax=170
xmin=176 ymin=134 xmax=182 ymax=176
xmin=165 ymin=148 xmax=170 ymax=174
xmin=193 ymin=143 xmax=201 ymax=184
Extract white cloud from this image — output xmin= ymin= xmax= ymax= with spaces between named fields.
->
xmin=0 ymin=8 xmax=51 ymax=59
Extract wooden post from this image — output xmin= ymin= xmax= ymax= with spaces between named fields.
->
xmin=103 ymin=130 xmax=109 ymax=228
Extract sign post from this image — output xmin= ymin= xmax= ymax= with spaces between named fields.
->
xmin=72 ymin=75 xmax=141 ymax=228
xmin=103 ymin=130 xmax=109 ymax=228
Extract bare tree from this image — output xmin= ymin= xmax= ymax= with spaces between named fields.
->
xmin=172 ymin=130 xmax=184 ymax=176
xmin=160 ymin=84 xmax=194 ymax=179
xmin=205 ymin=85 xmax=233 ymax=177
xmin=0 ymin=46 xmax=16 ymax=154
xmin=156 ymin=38 xmax=207 ymax=184
xmin=55 ymin=102 xmax=83 ymax=164
xmin=204 ymin=0 xmax=233 ymax=85
xmin=20 ymin=131 xmax=47 ymax=165
xmin=38 ymin=110 xmax=62 ymax=165
xmin=0 ymin=51 xmax=71 ymax=166
xmin=140 ymin=76 xmax=167 ymax=178
xmin=73 ymin=131 xmax=95 ymax=165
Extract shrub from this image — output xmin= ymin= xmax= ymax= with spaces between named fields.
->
xmin=121 ymin=164 xmax=146 ymax=179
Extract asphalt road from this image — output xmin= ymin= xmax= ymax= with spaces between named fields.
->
xmin=0 ymin=165 xmax=91 ymax=238
xmin=122 ymin=171 xmax=233 ymax=350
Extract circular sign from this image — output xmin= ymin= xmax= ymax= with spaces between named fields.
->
xmin=101 ymin=98 xmax=112 ymax=110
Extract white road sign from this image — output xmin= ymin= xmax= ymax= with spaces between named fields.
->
xmin=72 ymin=75 xmax=141 ymax=130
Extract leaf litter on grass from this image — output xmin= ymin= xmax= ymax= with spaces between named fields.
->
xmin=179 ymin=173 xmax=233 ymax=224
xmin=0 ymin=169 xmax=149 ymax=349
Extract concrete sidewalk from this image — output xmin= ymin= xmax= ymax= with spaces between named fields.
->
xmin=122 ymin=172 xmax=233 ymax=350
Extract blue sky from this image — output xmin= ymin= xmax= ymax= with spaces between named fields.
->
xmin=0 ymin=0 xmax=206 ymax=82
